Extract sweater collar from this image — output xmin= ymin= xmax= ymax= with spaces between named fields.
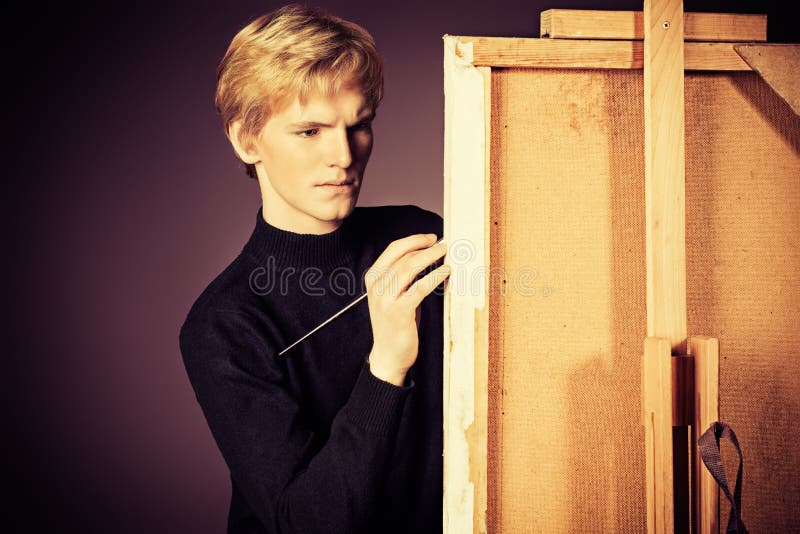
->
xmin=242 ymin=206 xmax=359 ymax=271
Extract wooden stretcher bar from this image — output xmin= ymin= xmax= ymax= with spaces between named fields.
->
xmin=450 ymin=36 xmax=752 ymax=71
xmin=442 ymin=35 xmax=491 ymax=534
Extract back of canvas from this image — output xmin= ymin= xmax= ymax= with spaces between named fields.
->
xmin=486 ymin=67 xmax=799 ymax=532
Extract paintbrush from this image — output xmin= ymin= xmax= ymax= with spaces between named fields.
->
xmin=278 ymin=238 xmax=445 ymax=356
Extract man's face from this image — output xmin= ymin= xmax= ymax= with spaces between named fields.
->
xmin=246 ymin=83 xmax=374 ymax=234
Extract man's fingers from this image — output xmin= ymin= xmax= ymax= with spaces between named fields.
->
xmin=366 ymin=233 xmax=439 ymax=287
xmin=403 ymin=263 xmax=451 ymax=307
xmin=394 ymin=241 xmax=448 ymax=295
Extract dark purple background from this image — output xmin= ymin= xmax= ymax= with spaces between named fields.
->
xmin=9 ymin=1 xmax=795 ymax=531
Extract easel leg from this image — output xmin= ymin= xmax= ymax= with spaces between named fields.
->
xmin=689 ymin=336 xmax=720 ymax=534
xmin=643 ymin=337 xmax=675 ymax=533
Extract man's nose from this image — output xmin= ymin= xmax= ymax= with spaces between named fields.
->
xmin=328 ymin=128 xmax=353 ymax=169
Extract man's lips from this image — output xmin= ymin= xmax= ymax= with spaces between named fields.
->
xmin=318 ymin=180 xmax=355 ymax=186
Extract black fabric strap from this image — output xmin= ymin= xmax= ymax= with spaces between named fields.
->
xmin=698 ymin=422 xmax=748 ymax=534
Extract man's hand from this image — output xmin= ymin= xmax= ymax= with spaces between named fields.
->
xmin=364 ymin=234 xmax=449 ymax=386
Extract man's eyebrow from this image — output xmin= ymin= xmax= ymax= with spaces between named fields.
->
xmin=288 ymin=109 xmax=376 ymax=129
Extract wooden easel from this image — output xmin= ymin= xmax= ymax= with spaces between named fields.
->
xmin=639 ymin=1 xmax=720 ymax=532
xmin=442 ymin=2 xmax=798 ymax=531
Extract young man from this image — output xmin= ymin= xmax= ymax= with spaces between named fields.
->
xmin=179 ymin=5 xmax=450 ymax=533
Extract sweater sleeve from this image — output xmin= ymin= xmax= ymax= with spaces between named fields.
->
xmin=179 ymin=307 xmax=412 ymax=533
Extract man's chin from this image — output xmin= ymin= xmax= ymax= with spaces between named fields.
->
xmin=328 ymin=200 xmax=357 ymax=222
xmin=311 ymin=197 xmax=358 ymax=227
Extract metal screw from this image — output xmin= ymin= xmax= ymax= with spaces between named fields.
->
xmin=662 ymin=21 xmax=670 ymax=30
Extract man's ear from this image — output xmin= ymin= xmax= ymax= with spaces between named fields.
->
xmin=228 ymin=121 xmax=261 ymax=165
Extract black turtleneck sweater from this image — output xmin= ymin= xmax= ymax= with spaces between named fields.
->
xmin=179 ymin=204 xmax=444 ymax=534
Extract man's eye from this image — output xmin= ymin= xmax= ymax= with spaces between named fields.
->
xmin=298 ymin=128 xmax=319 ymax=138
xmin=349 ymin=121 xmax=372 ymax=132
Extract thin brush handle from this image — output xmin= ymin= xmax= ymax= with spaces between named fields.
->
xmin=278 ymin=292 xmax=368 ymax=356
xmin=277 ymin=238 xmax=445 ymax=356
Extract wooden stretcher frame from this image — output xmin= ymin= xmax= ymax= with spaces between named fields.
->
xmin=439 ymin=2 xmax=790 ymax=532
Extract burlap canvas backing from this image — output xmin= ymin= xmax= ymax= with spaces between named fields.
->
xmin=486 ymin=68 xmax=799 ymax=532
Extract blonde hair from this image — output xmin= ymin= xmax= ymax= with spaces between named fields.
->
xmin=215 ymin=4 xmax=384 ymax=179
